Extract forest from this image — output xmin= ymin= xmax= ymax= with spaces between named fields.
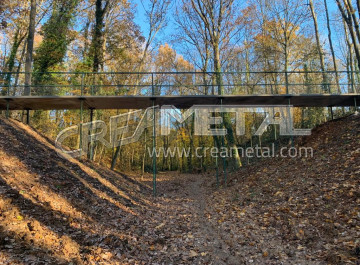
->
xmin=0 ymin=1 xmax=360 ymax=264
xmin=0 ymin=0 xmax=359 ymax=173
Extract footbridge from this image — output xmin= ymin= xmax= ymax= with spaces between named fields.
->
xmin=1 ymin=71 xmax=359 ymax=196
xmin=0 ymin=71 xmax=359 ymax=110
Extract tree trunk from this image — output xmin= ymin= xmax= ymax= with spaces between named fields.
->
xmin=13 ymin=42 xmax=27 ymax=96
xmin=212 ymin=37 xmax=241 ymax=169
xmin=336 ymin=0 xmax=360 ymax=70
xmin=111 ymin=0 xmax=168 ymax=170
xmin=83 ymin=20 xmax=91 ymax=59
xmin=344 ymin=18 xmax=356 ymax=93
xmin=345 ymin=0 xmax=360 ymax=45
xmin=4 ymin=29 xmax=25 ymax=95
xmin=24 ymin=0 xmax=36 ymax=96
xmin=91 ymin=0 xmax=109 ymax=73
xmin=309 ymin=0 xmax=328 ymax=93
xmin=88 ymin=0 xmax=109 ymax=160
xmin=284 ymin=43 xmax=289 ymax=94
xmin=324 ymin=0 xmax=341 ymax=93
xmin=141 ymin=129 xmax=147 ymax=176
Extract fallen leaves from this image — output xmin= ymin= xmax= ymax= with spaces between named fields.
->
xmin=206 ymin=115 xmax=360 ymax=264
xmin=189 ymin=250 xmax=198 ymax=257
xmin=0 ymin=113 xmax=358 ymax=264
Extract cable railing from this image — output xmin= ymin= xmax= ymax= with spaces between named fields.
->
xmin=0 ymin=71 xmax=359 ymax=97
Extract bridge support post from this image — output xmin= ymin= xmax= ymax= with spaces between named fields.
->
xmin=26 ymin=109 xmax=30 ymax=125
xmin=5 ymin=100 xmax=9 ymax=119
xmin=288 ymin=98 xmax=294 ymax=147
xmin=285 ymin=71 xmax=289 ymax=94
xmin=330 ymin=107 xmax=334 ymax=120
xmin=89 ymin=108 xmax=95 ymax=160
xmin=220 ymin=98 xmax=227 ymax=187
xmin=90 ymin=108 xmax=94 ymax=122
xmin=216 ymin=156 xmax=219 ymax=188
xmin=151 ymin=73 xmax=157 ymax=197
xmin=355 ymin=98 xmax=358 ymax=115
xmin=79 ymin=99 xmax=84 ymax=157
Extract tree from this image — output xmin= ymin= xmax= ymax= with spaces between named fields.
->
xmin=183 ymin=0 xmax=243 ymax=169
xmin=308 ymin=0 xmax=328 ymax=93
xmin=139 ymin=0 xmax=170 ymax=72
xmin=336 ymin=0 xmax=360 ymax=70
xmin=33 ymin=0 xmax=79 ymax=87
xmin=110 ymin=0 xmax=170 ymax=170
xmin=3 ymin=27 xmax=26 ymax=95
xmin=324 ymin=0 xmax=340 ymax=93
xmin=24 ymin=0 xmax=37 ymax=96
xmin=343 ymin=16 xmax=356 ymax=93
xmin=174 ymin=1 xmax=212 ymax=94
xmin=189 ymin=0 xmax=242 ymax=94
xmin=90 ymin=0 xmax=110 ymax=73
xmin=267 ymin=0 xmax=308 ymax=94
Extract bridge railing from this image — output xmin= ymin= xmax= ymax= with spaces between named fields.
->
xmin=0 ymin=71 xmax=358 ymax=97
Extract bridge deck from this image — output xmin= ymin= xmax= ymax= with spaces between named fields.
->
xmin=0 ymin=95 xmax=358 ymax=110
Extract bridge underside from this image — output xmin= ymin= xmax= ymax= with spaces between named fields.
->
xmin=0 ymin=95 xmax=358 ymax=110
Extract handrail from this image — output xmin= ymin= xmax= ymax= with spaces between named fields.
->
xmin=0 ymin=70 xmax=360 ymax=75
xmin=0 ymin=71 xmax=358 ymax=96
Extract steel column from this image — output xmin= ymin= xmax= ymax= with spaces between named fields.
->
xmin=220 ymin=98 xmax=227 ymax=186
xmin=5 ymin=100 xmax=9 ymax=118
xmin=89 ymin=108 xmax=95 ymax=160
xmin=216 ymin=156 xmax=219 ymax=188
xmin=80 ymin=100 xmax=84 ymax=157
xmin=288 ymin=98 xmax=294 ymax=147
xmin=152 ymin=73 xmax=157 ymax=197
xmin=26 ymin=109 xmax=30 ymax=124
xmin=80 ymin=74 xmax=85 ymax=157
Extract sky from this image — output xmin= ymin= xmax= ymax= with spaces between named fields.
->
xmin=131 ymin=0 xmax=345 ymax=66
xmin=132 ymin=0 xmax=177 ymax=46
xmin=132 ymin=0 xmax=148 ymax=34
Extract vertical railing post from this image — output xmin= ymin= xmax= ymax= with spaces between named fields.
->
xmin=30 ymin=72 xmax=32 ymax=96
xmin=285 ymin=71 xmax=289 ymax=94
xmin=351 ymin=70 xmax=355 ymax=93
xmin=152 ymin=73 xmax=157 ymax=197
xmin=7 ymin=75 xmax=10 ymax=96
xmin=152 ymin=73 xmax=155 ymax=96
xmin=81 ymin=73 xmax=85 ymax=96
xmin=26 ymin=72 xmax=30 ymax=123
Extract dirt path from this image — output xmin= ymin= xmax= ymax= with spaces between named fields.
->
xmin=187 ymin=174 xmax=239 ymax=264
xmin=143 ymin=173 xmax=241 ymax=264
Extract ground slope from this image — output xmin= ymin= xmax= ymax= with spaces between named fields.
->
xmin=205 ymin=114 xmax=360 ymax=264
xmin=0 ymin=118 xmax=155 ymax=264
xmin=0 ymin=115 xmax=359 ymax=264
